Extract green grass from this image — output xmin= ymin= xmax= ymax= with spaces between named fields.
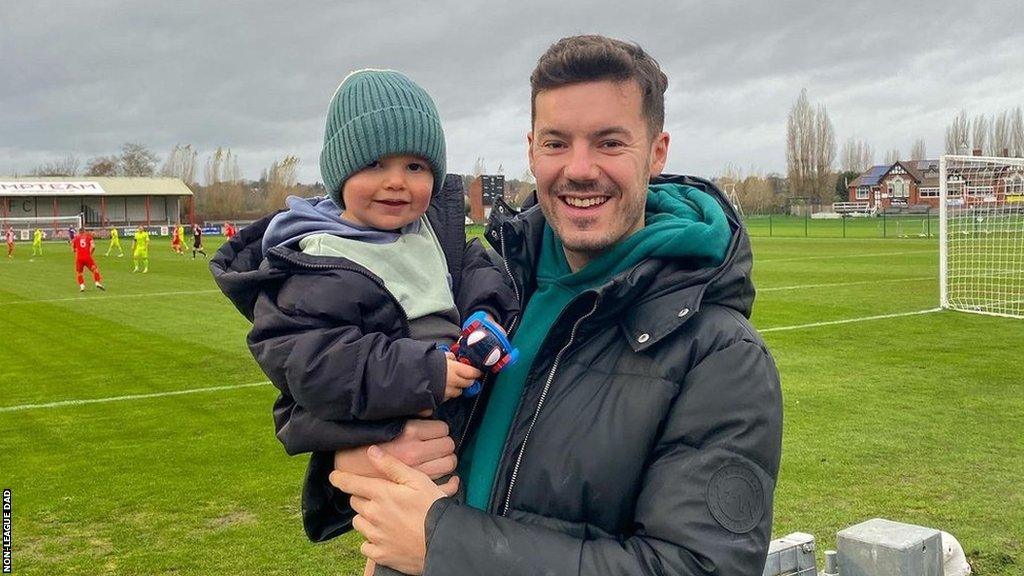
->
xmin=1 ymin=234 xmax=1022 ymax=575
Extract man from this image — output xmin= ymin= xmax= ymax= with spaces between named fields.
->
xmin=131 ymin=225 xmax=150 ymax=273
xmin=32 ymin=228 xmax=43 ymax=256
xmin=105 ymin=226 xmax=124 ymax=257
xmin=191 ymin=223 xmax=207 ymax=259
xmin=72 ymin=228 xmax=105 ymax=292
xmin=312 ymin=35 xmax=783 ymax=575
xmin=5 ymin=226 xmax=14 ymax=258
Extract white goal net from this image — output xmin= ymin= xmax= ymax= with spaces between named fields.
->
xmin=940 ymin=155 xmax=1024 ymax=318
xmin=0 ymin=214 xmax=83 ymax=242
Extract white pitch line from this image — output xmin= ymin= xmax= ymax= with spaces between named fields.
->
xmin=759 ymin=250 xmax=936 ymax=263
xmin=761 ymin=276 xmax=934 ymax=292
xmin=0 ymin=289 xmax=221 ymax=306
xmin=760 ymin=308 xmax=943 ymax=333
xmin=0 ymin=382 xmax=270 ymax=413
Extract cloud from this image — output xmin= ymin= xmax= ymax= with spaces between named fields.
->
xmin=2 ymin=0 xmax=1023 ymax=183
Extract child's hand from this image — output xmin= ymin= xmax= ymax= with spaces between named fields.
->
xmin=444 ymin=351 xmax=481 ymax=400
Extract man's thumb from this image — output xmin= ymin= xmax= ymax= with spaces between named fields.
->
xmin=367 ymin=445 xmax=414 ymax=484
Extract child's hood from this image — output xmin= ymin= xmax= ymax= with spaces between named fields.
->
xmin=260 ymin=195 xmax=413 ymax=254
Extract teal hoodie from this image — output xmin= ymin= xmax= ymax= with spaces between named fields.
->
xmin=462 ymin=183 xmax=732 ymax=509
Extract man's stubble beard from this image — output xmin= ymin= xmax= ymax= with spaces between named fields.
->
xmin=543 ymin=178 xmax=647 ymax=258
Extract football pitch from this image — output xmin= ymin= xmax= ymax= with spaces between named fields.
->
xmin=1 ymin=233 xmax=1022 ymax=575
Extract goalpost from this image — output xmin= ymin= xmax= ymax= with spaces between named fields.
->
xmin=940 ymin=155 xmax=1024 ymax=318
xmin=0 ymin=214 xmax=83 ymax=241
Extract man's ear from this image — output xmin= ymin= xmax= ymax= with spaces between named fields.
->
xmin=648 ymin=131 xmax=670 ymax=176
xmin=527 ymin=131 xmax=536 ymax=176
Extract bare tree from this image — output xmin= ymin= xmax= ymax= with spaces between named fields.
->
xmin=204 ymin=147 xmax=241 ymax=185
xmin=266 ymin=156 xmax=301 ymax=210
xmin=160 ymin=144 xmax=198 ymax=184
xmin=972 ymin=114 xmax=988 ymax=154
xmin=990 ymin=111 xmax=1011 ymax=156
xmin=840 ymin=138 xmax=875 ymax=173
xmin=812 ymin=103 xmax=836 ymax=201
xmin=1012 ymin=106 xmax=1024 ymax=157
xmin=786 ymin=89 xmax=815 ymax=199
xmin=31 ymin=154 xmax=81 ymax=176
xmin=85 ymin=156 xmax=119 ymax=176
xmin=472 ymin=157 xmax=487 ymax=177
xmin=119 ymin=142 xmax=159 ymax=177
xmin=945 ymin=109 xmax=970 ymax=154
xmin=884 ymin=148 xmax=900 ymax=165
xmin=910 ymin=139 xmax=927 ymax=160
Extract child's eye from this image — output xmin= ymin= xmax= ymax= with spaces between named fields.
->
xmin=408 ymin=162 xmax=427 ymax=171
xmin=366 ymin=160 xmax=381 ymax=169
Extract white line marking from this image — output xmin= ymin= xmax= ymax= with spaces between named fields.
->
xmin=0 ymin=289 xmax=221 ymax=306
xmin=761 ymin=277 xmax=934 ymax=292
xmin=760 ymin=308 xmax=943 ymax=333
xmin=0 ymin=382 xmax=269 ymax=413
xmin=759 ymin=250 xmax=936 ymax=263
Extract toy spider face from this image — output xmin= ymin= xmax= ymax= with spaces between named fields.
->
xmin=466 ymin=329 xmax=503 ymax=367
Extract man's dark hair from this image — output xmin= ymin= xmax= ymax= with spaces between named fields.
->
xmin=530 ymin=35 xmax=669 ymax=138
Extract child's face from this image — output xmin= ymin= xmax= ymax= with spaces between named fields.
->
xmin=340 ymin=154 xmax=433 ymax=230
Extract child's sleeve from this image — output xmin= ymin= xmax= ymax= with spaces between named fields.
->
xmin=455 ymin=238 xmax=520 ymax=326
xmin=247 ymin=271 xmax=448 ymax=429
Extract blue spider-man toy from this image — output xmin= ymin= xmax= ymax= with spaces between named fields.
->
xmin=446 ymin=311 xmax=519 ymax=397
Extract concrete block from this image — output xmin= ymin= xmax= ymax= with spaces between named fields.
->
xmin=837 ymin=518 xmax=942 ymax=576
xmin=763 ymin=532 xmax=818 ymax=576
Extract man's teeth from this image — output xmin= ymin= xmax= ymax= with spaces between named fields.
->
xmin=563 ymin=196 xmax=608 ymax=208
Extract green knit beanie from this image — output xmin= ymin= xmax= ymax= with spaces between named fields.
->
xmin=320 ymin=69 xmax=447 ymax=206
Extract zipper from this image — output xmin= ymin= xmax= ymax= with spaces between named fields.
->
xmin=455 ymin=220 xmax=524 ymax=454
xmin=273 ymin=249 xmax=410 ymax=336
xmin=500 ymin=295 xmax=600 ymax=517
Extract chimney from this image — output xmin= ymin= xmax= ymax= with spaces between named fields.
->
xmin=973 ymin=149 xmax=983 ymax=157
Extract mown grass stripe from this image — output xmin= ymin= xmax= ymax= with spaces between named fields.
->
xmin=0 ymin=382 xmax=270 ymax=413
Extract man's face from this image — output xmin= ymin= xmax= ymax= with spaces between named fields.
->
xmin=529 ymin=80 xmax=668 ymax=270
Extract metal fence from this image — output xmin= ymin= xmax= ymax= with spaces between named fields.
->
xmin=743 ymin=213 xmax=939 ymax=239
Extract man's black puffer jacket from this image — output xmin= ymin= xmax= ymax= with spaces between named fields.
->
xmin=210 ymin=174 xmax=518 ymax=464
xmin=304 ymin=174 xmax=783 ymax=575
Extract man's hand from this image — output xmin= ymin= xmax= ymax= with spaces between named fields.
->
xmin=333 ymin=419 xmax=457 ymax=480
xmin=332 ymin=446 xmax=458 ymax=575
xmin=444 ymin=351 xmax=481 ymax=400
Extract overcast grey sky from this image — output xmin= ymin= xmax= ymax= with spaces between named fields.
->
xmin=3 ymin=1 xmax=1023 ymax=184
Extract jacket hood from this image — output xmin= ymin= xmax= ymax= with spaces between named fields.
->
xmin=210 ymin=212 xmax=284 ymax=321
xmin=211 ymin=174 xmax=470 ymax=323
xmin=485 ymin=174 xmax=756 ymax=351
xmin=261 ymin=195 xmax=415 ymax=254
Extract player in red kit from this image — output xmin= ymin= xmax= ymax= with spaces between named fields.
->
xmin=73 ymin=228 xmax=106 ymax=292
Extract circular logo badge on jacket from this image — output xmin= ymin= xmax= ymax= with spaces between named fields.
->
xmin=706 ymin=462 xmax=764 ymax=534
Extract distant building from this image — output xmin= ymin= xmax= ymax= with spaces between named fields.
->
xmin=0 ymin=177 xmax=194 ymax=231
xmin=847 ymin=160 xmax=939 ymax=211
xmin=467 ymin=174 xmax=505 ymax=223
xmin=848 ymin=154 xmax=1024 ymax=211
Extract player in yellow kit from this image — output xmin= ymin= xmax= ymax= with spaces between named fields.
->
xmin=131 ymin=225 xmax=150 ymax=273
xmin=32 ymin=228 xmax=43 ymax=256
xmin=105 ymin=227 xmax=124 ymax=257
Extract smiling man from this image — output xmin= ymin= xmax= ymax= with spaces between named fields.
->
xmin=314 ymin=35 xmax=783 ymax=576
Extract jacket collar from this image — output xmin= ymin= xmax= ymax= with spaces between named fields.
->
xmin=487 ymin=174 xmax=754 ymax=352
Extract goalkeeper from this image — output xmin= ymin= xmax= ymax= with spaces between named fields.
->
xmin=32 ymin=228 xmax=43 ymax=256
xmin=131 ymin=225 xmax=150 ymax=273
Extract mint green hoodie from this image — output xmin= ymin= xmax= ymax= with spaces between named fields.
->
xmin=462 ymin=183 xmax=732 ymax=509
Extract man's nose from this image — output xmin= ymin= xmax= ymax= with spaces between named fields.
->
xmin=564 ymin=145 xmax=598 ymax=181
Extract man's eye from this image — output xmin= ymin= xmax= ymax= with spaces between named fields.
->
xmin=543 ymin=141 xmax=565 ymax=149
xmin=601 ymin=140 xmax=624 ymax=148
